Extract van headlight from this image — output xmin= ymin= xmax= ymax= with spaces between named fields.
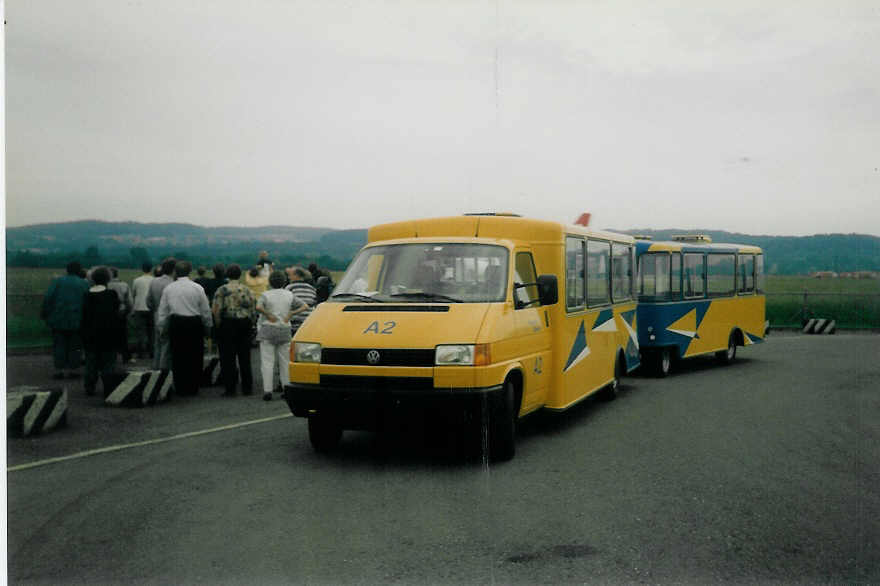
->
xmin=435 ymin=344 xmax=490 ymax=366
xmin=435 ymin=345 xmax=474 ymax=365
xmin=294 ymin=342 xmax=322 ymax=363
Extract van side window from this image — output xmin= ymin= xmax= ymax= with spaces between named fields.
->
xmin=514 ymin=252 xmax=539 ymax=308
xmin=565 ymin=237 xmax=585 ymax=311
xmin=587 ymin=239 xmax=611 ymax=307
xmin=611 ymin=243 xmax=633 ymax=302
xmin=683 ymin=253 xmax=705 ymax=298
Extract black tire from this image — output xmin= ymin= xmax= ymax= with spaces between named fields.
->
xmin=601 ymin=357 xmax=623 ymax=401
xmin=716 ymin=333 xmax=737 ymax=365
xmin=487 ymin=380 xmax=517 ymax=462
xmin=655 ymin=347 xmax=672 ymax=378
xmin=308 ymin=417 xmax=342 ymax=453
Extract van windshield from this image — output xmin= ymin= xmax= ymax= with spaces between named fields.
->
xmin=333 ymin=243 xmax=509 ymax=303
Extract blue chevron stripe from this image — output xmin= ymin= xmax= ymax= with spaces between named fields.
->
xmin=593 ymin=309 xmax=614 ymax=331
xmin=563 ymin=321 xmax=588 ymax=372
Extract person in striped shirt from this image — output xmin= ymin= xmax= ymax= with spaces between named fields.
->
xmin=285 ymin=266 xmax=316 ymax=333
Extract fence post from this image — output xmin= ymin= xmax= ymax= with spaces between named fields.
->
xmin=801 ymin=288 xmax=810 ymax=327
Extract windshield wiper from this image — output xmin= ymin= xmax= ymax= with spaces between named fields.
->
xmin=389 ymin=292 xmax=463 ymax=303
xmin=330 ymin=293 xmax=382 ymax=303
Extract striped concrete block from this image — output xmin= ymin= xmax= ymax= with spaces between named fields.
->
xmin=803 ymin=318 xmax=837 ymax=335
xmin=7 ymin=387 xmax=68 ymax=437
xmin=202 ymin=356 xmax=222 ymax=386
xmin=104 ymin=370 xmax=173 ymax=407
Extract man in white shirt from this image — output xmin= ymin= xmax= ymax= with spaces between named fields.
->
xmin=131 ymin=261 xmax=155 ymax=359
xmin=157 ymin=261 xmax=212 ymax=396
xmin=147 ymin=258 xmax=177 ymax=371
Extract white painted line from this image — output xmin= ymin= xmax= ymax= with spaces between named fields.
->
xmin=8 ymin=413 xmax=294 ymax=473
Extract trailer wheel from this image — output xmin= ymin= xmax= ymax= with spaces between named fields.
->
xmin=655 ymin=347 xmax=672 ymax=378
xmin=716 ymin=333 xmax=737 ymax=365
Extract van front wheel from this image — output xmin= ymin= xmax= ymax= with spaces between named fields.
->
xmin=308 ymin=417 xmax=342 ymax=453
xmin=488 ymin=380 xmax=517 ymax=462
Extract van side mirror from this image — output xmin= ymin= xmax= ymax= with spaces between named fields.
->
xmin=537 ymin=274 xmax=558 ymax=306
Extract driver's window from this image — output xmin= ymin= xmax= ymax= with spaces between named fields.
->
xmin=514 ymin=252 xmax=539 ymax=308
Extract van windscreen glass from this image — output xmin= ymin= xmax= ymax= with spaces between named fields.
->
xmin=333 ymin=243 xmax=509 ymax=303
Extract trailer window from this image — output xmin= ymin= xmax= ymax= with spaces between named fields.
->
xmin=639 ymin=253 xmax=670 ymax=299
xmin=707 ymin=253 xmax=736 ymax=297
xmin=738 ymin=254 xmax=755 ymax=294
xmin=756 ymin=254 xmax=765 ymax=293
xmin=683 ymin=253 xmax=705 ymax=298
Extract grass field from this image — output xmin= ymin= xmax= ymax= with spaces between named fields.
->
xmin=5 ymin=269 xmax=879 ymax=348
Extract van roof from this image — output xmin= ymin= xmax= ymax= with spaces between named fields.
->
xmin=367 ymin=215 xmax=635 ymax=245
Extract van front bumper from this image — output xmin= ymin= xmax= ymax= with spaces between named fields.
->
xmin=284 ymin=379 xmax=505 ymax=431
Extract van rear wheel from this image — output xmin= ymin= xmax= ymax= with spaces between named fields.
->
xmin=308 ymin=417 xmax=342 ymax=453
xmin=601 ymin=358 xmax=623 ymax=401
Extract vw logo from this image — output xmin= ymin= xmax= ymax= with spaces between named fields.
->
xmin=366 ymin=350 xmax=381 ymax=365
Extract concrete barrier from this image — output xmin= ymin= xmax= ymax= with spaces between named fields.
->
xmin=202 ymin=356 xmax=222 ymax=386
xmin=104 ymin=370 xmax=173 ymax=407
xmin=803 ymin=318 xmax=837 ymax=335
xmin=7 ymin=386 xmax=68 ymax=437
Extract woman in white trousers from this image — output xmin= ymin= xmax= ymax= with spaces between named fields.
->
xmin=256 ymin=271 xmax=307 ymax=401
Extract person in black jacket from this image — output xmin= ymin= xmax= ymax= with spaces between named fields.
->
xmin=81 ymin=267 xmax=121 ymax=396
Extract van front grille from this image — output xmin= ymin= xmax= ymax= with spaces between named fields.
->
xmin=321 ymin=348 xmax=435 ymax=367
xmin=319 ymin=375 xmax=434 ymax=391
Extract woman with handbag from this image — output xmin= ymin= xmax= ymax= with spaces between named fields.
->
xmin=256 ymin=270 xmax=307 ymax=401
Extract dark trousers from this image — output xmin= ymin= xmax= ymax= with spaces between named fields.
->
xmin=169 ymin=315 xmax=205 ymax=396
xmin=84 ymin=348 xmax=117 ymax=395
xmin=52 ymin=329 xmax=83 ymax=372
xmin=117 ymin=315 xmax=131 ymax=362
xmin=134 ymin=310 xmax=154 ymax=357
xmin=219 ymin=317 xmax=253 ymax=394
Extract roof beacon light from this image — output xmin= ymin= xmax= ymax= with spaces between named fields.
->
xmin=672 ymin=234 xmax=713 ymax=243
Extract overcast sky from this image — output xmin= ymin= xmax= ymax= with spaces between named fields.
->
xmin=5 ymin=1 xmax=879 ymax=236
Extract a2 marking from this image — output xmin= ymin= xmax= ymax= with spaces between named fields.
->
xmin=363 ymin=321 xmax=396 ymax=334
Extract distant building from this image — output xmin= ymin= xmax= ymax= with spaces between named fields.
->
xmin=811 ymin=271 xmax=838 ymax=279
xmin=838 ymin=271 xmax=880 ymax=279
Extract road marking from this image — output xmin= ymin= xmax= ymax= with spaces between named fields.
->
xmin=7 ymin=413 xmax=294 ymax=473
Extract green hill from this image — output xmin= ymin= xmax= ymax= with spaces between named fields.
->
xmin=6 ymin=220 xmax=880 ymax=275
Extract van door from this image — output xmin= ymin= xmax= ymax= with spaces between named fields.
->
xmin=512 ymin=250 xmax=552 ymax=412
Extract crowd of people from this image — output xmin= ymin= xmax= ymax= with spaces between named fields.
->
xmin=40 ymin=253 xmax=334 ymax=400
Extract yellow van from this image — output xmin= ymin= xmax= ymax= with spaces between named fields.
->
xmin=284 ymin=214 xmax=640 ymax=460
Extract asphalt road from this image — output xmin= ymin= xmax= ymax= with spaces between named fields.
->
xmin=7 ymin=334 xmax=880 ymax=584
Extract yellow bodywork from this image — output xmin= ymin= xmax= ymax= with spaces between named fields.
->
xmin=290 ymin=215 xmax=637 ymax=417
